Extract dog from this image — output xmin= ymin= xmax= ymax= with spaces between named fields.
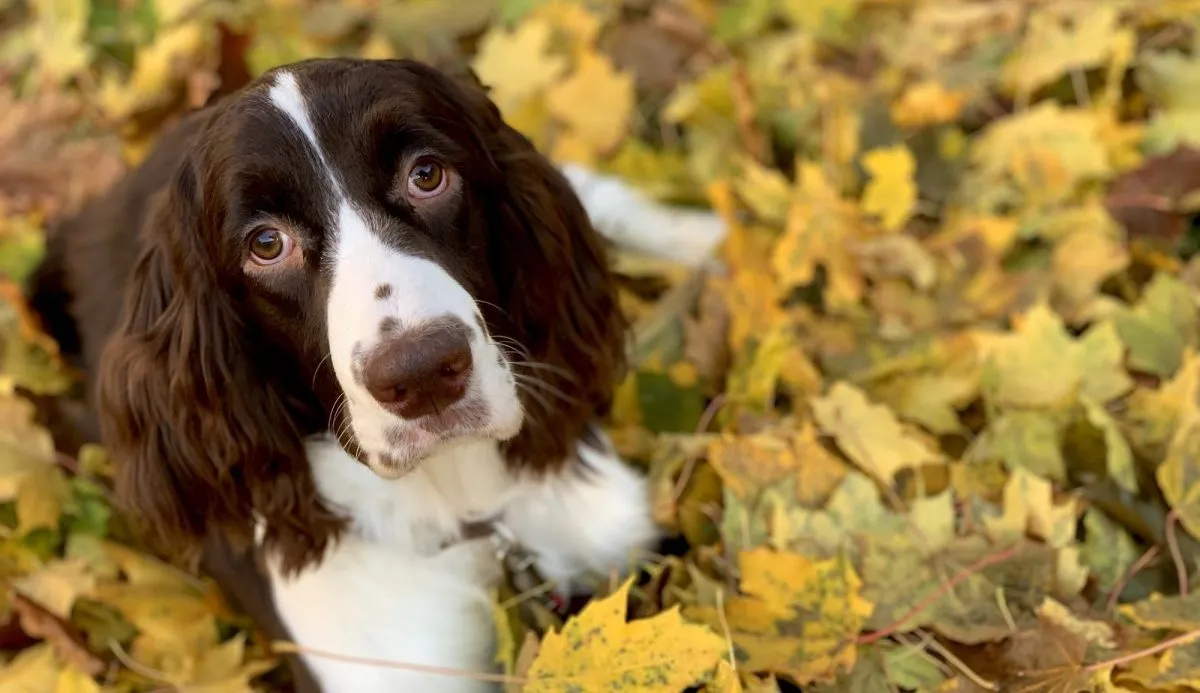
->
xmin=26 ymin=57 xmax=725 ymax=691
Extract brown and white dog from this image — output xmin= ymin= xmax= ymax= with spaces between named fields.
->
xmin=27 ymin=57 xmax=725 ymax=691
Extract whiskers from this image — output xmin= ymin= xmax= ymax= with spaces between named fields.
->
xmin=490 ymin=334 xmax=581 ymax=415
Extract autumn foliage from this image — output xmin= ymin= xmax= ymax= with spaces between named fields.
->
xmin=5 ymin=1 xmax=1200 ymax=692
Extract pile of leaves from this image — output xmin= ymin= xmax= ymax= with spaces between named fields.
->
xmin=7 ymin=0 xmax=1200 ymax=690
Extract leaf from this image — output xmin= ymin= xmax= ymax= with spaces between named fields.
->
xmin=0 ymin=643 xmax=60 ymax=693
xmin=983 ymin=467 xmax=1078 ymax=549
xmin=978 ymin=303 xmax=1132 ymax=410
xmin=471 ymin=17 xmax=568 ymax=113
xmin=16 ymin=465 xmax=70 ymax=536
xmin=1080 ymin=508 xmax=1140 ymax=592
xmin=12 ymin=558 xmax=97 ymax=620
xmin=812 ymin=382 xmax=940 ymax=483
xmin=860 ymin=145 xmax=916 ymax=232
xmin=1081 ymin=396 xmax=1137 ymax=493
xmin=771 ymin=162 xmax=865 ymax=310
xmin=523 ymin=577 xmax=725 ymax=692
xmin=1002 ymin=6 xmax=1129 ymax=96
xmin=545 ymin=49 xmax=635 ymax=157
xmin=688 ymin=550 xmax=874 ymax=685
xmin=1120 ymin=592 xmax=1200 ymax=632
xmin=1113 ymin=272 xmax=1198 ymax=378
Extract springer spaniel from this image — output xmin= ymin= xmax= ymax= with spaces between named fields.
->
xmin=27 ymin=58 xmax=725 ymax=691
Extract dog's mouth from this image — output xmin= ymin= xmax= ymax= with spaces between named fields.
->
xmin=334 ymin=394 xmax=524 ymax=478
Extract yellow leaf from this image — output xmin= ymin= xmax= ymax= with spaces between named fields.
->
xmin=709 ymin=660 xmax=743 ymax=692
xmin=771 ymin=162 xmax=865 ymax=311
xmin=0 ymin=395 xmax=58 ymax=502
xmin=860 ymin=145 xmax=917 ymax=232
xmin=13 ymin=558 xmax=96 ymax=620
xmin=97 ymin=23 xmax=213 ymax=121
xmin=983 ymin=467 xmax=1078 ymax=549
xmin=708 ymin=424 xmax=846 ymax=503
xmin=471 ymin=18 xmax=568 ymax=114
xmin=812 ymin=382 xmax=940 ymax=483
xmin=523 ymin=578 xmax=725 ymax=692
xmin=16 ymin=464 xmax=69 ymax=536
xmin=54 ymin=666 xmax=101 ymax=693
xmin=0 ymin=643 xmax=59 ymax=692
xmin=891 ymin=81 xmax=968 ymax=128
xmin=977 ymin=303 xmax=1131 ymax=410
xmin=24 ymin=0 xmax=92 ymax=85
xmin=689 ymin=550 xmax=874 ymax=685
xmin=545 ymin=50 xmax=635 ymax=156
xmin=1052 ymin=228 xmax=1129 ymax=317
xmin=1003 ymin=6 xmax=1129 ymax=96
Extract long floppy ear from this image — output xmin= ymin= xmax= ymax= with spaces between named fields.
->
xmin=96 ymin=148 xmax=344 ymax=576
xmin=423 ymin=65 xmax=628 ymax=470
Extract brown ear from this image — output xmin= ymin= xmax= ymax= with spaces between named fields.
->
xmin=96 ymin=153 xmax=344 ymax=576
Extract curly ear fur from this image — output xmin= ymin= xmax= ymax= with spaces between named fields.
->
xmin=96 ymin=152 xmax=344 ymax=576
xmin=416 ymin=64 xmax=628 ymax=470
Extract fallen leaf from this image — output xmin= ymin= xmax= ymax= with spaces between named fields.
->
xmin=523 ymin=578 xmax=725 ymax=692
xmin=545 ymin=49 xmax=635 ymax=157
xmin=860 ymin=145 xmax=917 ymax=232
xmin=812 ymin=382 xmax=941 ymax=484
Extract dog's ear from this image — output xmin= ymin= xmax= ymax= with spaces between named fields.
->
xmin=96 ymin=144 xmax=343 ymax=575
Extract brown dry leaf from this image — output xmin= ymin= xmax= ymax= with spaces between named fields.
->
xmin=11 ymin=592 xmax=105 ymax=677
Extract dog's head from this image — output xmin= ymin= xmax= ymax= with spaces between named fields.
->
xmin=96 ymin=58 xmax=626 ymax=572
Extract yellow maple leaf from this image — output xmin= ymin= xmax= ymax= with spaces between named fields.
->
xmin=471 ymin=18 xmax=569 ymax=114
xmin=860 ymin=145 xmax=917 ymax=232
xmin=771 ymin=162 xmax=865 ymax=311
xmin=983 ymin=467 xmax=1078 ymax=549
xmin=976 ymin=303 xmax=1131 ymax=410
xmin=545 ymin=50 xmax=635 ymax=157
xmin=812 ymin=382 xmax=941 ymax=483
xmin=1002 ymin=6 xmax=1130 ymax=96
xmin=523 ymin=578 xmax=724 ymax=692
xmin=24 ymin=0 xmax=93 ymax=85
xmin=689 ymin=550 xmax=874 ymax=685
xmin=54 ymin=666 xmax=101 ymax=693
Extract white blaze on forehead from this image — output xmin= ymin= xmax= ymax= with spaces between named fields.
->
xmin=267 ymin=71 xmax=337 ymax=186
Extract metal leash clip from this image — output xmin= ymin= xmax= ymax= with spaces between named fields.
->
xmin=487 ymin=520 xmax=568 ymax=616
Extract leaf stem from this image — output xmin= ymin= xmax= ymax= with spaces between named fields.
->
xmin=1084 ymin=628 xmax=1200 ymax=674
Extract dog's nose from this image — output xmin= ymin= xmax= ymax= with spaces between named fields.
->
xmin=361 ymin=321 xmax=473 ymax=418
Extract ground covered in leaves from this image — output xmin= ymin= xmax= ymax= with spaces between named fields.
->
xmin=5 ymin=0 xmax=1200 ymax=691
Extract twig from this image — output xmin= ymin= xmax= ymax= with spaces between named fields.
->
xmin=669 ymin=394 xmax=727 ymax=508
xmin=1105 ymin=193 xmax=1175 ymax=212
xmin=1106 ymin=545 xmax=1161 ymax=613
xmin=715 ymin=588 xmax=736 ymax=674
xmin=272 ymin=641 xmax=529 ymax=685
xmin=1166 ymin=510 xmax=1189 ymax=596
xmin=857 ymin=546 xmax=1020 ymax=645
xmin=1084 ymin=628 xmax=1200 ymax=674
xmin=108 ymin=639 xmax=172 ymax=684
xmin=922 ymin=633 xmax=997 ymax=691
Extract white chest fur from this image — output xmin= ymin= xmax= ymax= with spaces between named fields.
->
xmin=264 ymin=433 xmax=658 ymax=692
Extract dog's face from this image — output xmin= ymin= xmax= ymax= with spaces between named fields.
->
xmin=96 ymin=58 xmax=625 ymax=570
xmin=212 ymin=64 xmax=530 ymax=478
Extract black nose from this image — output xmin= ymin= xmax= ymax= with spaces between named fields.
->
xmin=361 ymin=320 xmax=473 ymax=419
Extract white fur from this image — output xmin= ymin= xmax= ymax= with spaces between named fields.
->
xmin=560 ymin=163 xmax=727 ymax=268
xmin=267 ymin=435 xmax=658 ymax=692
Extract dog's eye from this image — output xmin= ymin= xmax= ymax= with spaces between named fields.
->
xmin=248 ymin=227 xmax=294 ymax=265
xmin=408 ymin=158 xmax=448 ymax=198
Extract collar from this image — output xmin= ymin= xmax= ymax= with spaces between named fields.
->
xmin=457 ymin=518 xmax=568 ymax=615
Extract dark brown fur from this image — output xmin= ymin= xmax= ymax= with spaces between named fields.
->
xmin=27 ymin=58 xmax=626 ymax=581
